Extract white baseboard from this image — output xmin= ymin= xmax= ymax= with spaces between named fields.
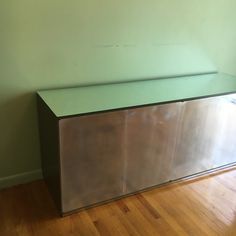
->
xmin=0 ymin=169 xmax=43 ymax=190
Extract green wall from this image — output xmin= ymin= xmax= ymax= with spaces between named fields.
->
xmin=0 ymin=0 xmax=236 ymax=187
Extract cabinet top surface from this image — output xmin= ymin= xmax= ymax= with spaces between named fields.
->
xmin=38 ymin=73 xmax=236 ymax=117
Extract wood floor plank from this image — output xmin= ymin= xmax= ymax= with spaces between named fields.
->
xmin=132 ymin=194 xmax=180 ymax=236
xmin=140 ymin=193 xmax=189 ymax=236
xmin=121 ymin=196 xmax=163 ymax=236
xmin=188 ymin=179 xmax=236 ymax=224
xmin=87 ymin=203 xmax=131 ymax=236
xmin=1 ymin=167 xmax=236 ymax=235
xmin=144 ymin=189 xmax=209 ymax=236
xmin=171 ymin=184 xmax=226 ymax=235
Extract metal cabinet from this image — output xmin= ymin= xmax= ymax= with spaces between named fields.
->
xmin=37 ymin=93 xmax=236 ymax=216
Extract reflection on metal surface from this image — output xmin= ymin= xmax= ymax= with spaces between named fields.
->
xmin=58 ymin=94 xmax=236 ymax=214
xmin=172 ymin=98 xmax=217 ymax=178
xmin=209 ymin=95 xmax=236 ymax=168
xmin=124 ymin=104 xmax=182 ymax=193
xmin=59 ymin=111 xmax=126 ymax=213
xmin=173 ymin=95 xmax=236 ymax=179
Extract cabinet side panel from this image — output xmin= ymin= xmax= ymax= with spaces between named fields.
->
xmin=37 ymin=95 xmax=62 ymax=212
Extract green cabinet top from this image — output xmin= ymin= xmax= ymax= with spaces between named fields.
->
xmin=37 ymin=73 xmax=236 ymax=117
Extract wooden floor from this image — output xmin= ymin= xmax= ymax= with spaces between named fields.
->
xmin=1 ymin=167 xmax=236 ymax=236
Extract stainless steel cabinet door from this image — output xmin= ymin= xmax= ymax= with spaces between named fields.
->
xmin=209 ymin=95 xmax=236 ymax=168
xmin=59 ymin=111 xmax=126 ymax=213
xmin=172 ymin=98 xmax=216 ymax=179
xmin=124 ymin=104 xmax=182 ymax=193
xmin=172 ymin=95 xmax=236 ymax=179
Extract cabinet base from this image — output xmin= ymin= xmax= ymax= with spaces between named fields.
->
xmin=61 ymin=162 xmax=236 ymax=217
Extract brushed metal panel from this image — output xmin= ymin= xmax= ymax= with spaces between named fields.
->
xmin=173 ymin=98 xmax=217 ymax=179
xmin=173 ymin=95 xmax=236 ymax=179
xmin=125 ymin=103 xmax=183 ymax=193
xmin=209 ymin=95 xmax=236 ymax=168
xmin=59 ymin=111 xmax=125 ymax=213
